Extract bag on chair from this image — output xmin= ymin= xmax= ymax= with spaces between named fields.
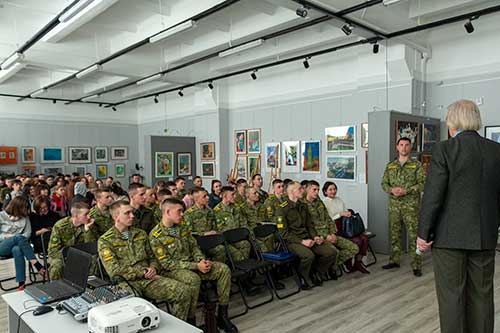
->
xmin=340 ymin=212 xmax=365 ymax=238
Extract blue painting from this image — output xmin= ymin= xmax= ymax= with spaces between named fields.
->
xmin=42 ymin=147 xmax=63 ymax=162
xmin=301 ymin=140 xmax=320 ymax=173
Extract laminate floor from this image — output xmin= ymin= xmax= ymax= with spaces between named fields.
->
xmin=1 ymin=253 xmax=500 ymax=332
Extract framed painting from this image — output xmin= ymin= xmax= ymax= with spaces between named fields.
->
xmin=361 ymin=123 xmax=368 ymax=149
xmin=95 ymin=146 xmax=108 ymax=162
xmin=200 ymin=142 xmax=215 ymax=160
xmin=301 ymin=140 xmax=321 ymax=173
xmin=21 ymin=147 xmax=35 ymax=163
xmin=96 ymin=164 xmax=108 ymax=178
xmin=43 ymin=166 xmax=64 ymax=176
xmin=421 ymin=153 xmax=432 ymax=176
xmin=485 ymin=126 xmax=500 ymax=143
xmin=115 ymin=164 xmax=126 ymax=178
xmin=177 ymin=153 xmax=192 ymax=176
xmin=422 ymin=123 xmax=439 ymax=152
xmin=236 ymin=156 xmax=248 ymax=180
xmin=74 ymin=166 xmax=86 ymax=176
xmin=0 ymin=146 xmax=17 ymax=165
xmin=248 ymin=155 xmax=260 ymax=178
xmin=21 ymin=165 xmax=36 ymax=177
xmin=201 ymin=161 xmax=215 ymax=178
xmin=69 ymin=147 xmax=91 ymax=164
xmin=326 ymin=155 xmax=356 ymax=181
xmin=155 ymin=152 xmax=174 ymax=178
xmin=111 ymin=146 xmax=128 ymax=160
xmin=325 ymin=125 xmax=355 ymax=152
xmin=281 ymin=141 xmax=300 ymax=173
xmin=41 ymin=147 xmax=64 ymax=163
xmin=396 ymin=120 xmax=419 ymax=151
xmin=234 ymin=130 xmax=247 ymax=154
xmin=265 ymin=143 xmax=279 ymax=170
xmin=247 ymin=129 xmax=261 ymax=154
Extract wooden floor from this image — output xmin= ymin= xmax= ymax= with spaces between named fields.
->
xmin=2 ymin=253 xmax=500 ymax=332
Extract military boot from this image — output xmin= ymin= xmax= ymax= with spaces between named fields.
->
xmin=217 ymin=304 xmax=238 ymax=333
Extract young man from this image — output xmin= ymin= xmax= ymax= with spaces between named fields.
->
xmin=89 ymin=188 xmax=114 ymax=235
xmin=3 ymin=179 xmax=23 ymax=208
xmin=98 ymin=201 xmax=191 ymax=321
xmin=234 ymin=179 xmax=247 ymax=205
xmin=149 ymin=198 xmax=237 ymax=332
xmin=105 ymin=177 xmax=113 ymax=187
xmin=144 ymin=187 xmax=162 ymax=222
xmin=131 ymin=174 xmax=142 ymax=185
xmin=47 ymin=201 xmax=99 ymax=280
xmin=128 ymin=183 xmax=158 ymax=234
xmin=262 ymin=179 xmax=287 ymax=224
xmin=174 ymin=177 xmax=186 ymax=199
xmin=251 ymin=174 xmax=268 ymax=204
xmin=165 ymin=181 xmax=178 ymax=198
xmin=0 ymin=177 xmax=14 ymax=208
xmin=192 ymin=176 xmax=203 ymax=188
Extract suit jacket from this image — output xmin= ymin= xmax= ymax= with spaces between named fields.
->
xmin=419 ymin=131 xmax=500 ymax=250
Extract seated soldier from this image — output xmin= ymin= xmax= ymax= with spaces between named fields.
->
xmin=98 ymin=200 xmax=191 ymax=321
xmin=263 ymin=179 xmax=287 ymax=224
xmin=304 ymin=181 xmax=361 ymax=277
xmin=234 ymin=179 xmax=247 ymax=205
xmin=48 ymin=201 xmax=99 ymax=280
xmin=281 ymin=182 xmax=337 ymax=289
xmin=149 ymin=198 xmax=238 ymax=332
xmin=166 ymin=181 xmax=178 ymax=198
xmin=144 ymin=187 xmax=162 ymax=222
xmin=251 ymin=174 xmax=268 ymax=204
xmin=128 ymin=183 xmax=158 ymax=234
xmin=174 ymin=177 xmax=186 ymax=199
xmin=157 ymin=188 xmax=173 ymax=204
xmin=89 ymin=188 xmax=114 ymax=235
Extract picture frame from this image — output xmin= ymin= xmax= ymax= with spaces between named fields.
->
xmin=325 ymin=126 xmax=356 ymax=152
xmin=265 ymin=143 xmax=280 ymax=170
xmin=248 ymin=155 xmax=260 ymax=178
xmin=95 ymin=146 xmax=109 ymax=162
xmin=21 ymin=165 xmax=37 ymax=177
xmin=234 ymin=130 xmax=247 ymax=154
xmin=69 ymin=147 xmax=92 ymax=164
xmin=201 ymin=161 xmax=215 ymax=178
xmin=396 ymin=120 xmax=419 ymax=151
xmin=361 ymin=123 xmax=368 ymax=149
xmin=326 ymin=155 xmax=356 ymax=181
xmin=43 ymin=166 xmax=64 ymax=176
xmin=96 ymin=164 xmax=108 ymax=178
xmin=75 ymin=166 xmax=86 ymax=176
xmin=485 ymin=126 xmax=500 ymax=143
xmin=21 ymin=147 xmax=35 ymax=163
xmin=421 ymin=153 xmax=432 ymax=176
xmin=0 ymin=146 xmax=17 ymax=165
xmin=200 ymin=142 xmax=215 ymax=160
xmin=247 ymin=128 xmax=261 ymax=154
xmin=115 ymin=164 xmax=126 ymax=178
xmin=41 ymin=147 xmax=64 ymax=163
xmin=155 ymin=152 xmax=174 ymax=178
xmin=301 ymin=140 xmax=321 ymax=173
xmin=177 ymin=153 xmax=192 ymax=176
xmin=236 ymin=155 xmax=248 ymax=180
xmin=282 ymin=141 xmax=300 ymax=173
xmin=422 ymin=123 xmax=439 ymax=152
xmin=111 ymin=146 xmax=128 ymax=160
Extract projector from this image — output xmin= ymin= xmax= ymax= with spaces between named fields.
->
xmin=88 ymin=297 xmax=160 ymax=333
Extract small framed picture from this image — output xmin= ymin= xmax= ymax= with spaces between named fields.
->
xmin=69 ymin=147 xmax=92 ymax=164
xmin=361 ymin=123 xmax=368 ymax=149
xmin=325 ymin=126 xmax=356 ymax=152
xmin=177 ymin=153 xmax=192 ymax=176
xmin=43 ymin=166 xmax=65 ymax=176
xmin=21 ymin=147 xmax=35 ymax=163
xmin=236 ymin=155 xmax=248 ymax=179
xmin=155 ymin=152 xmax=174 ymax=178
xmin=21 ymin=165 xmax=37 ymax=177
xmin=41 ymin=147 xmax=64 ymax=163
xmin=301 ymin=140 xmax=321 ymax=173
xmin=201 ymin=161 xmax=215 ymax=178
xmin=75 ymin=166 xmax=86 ymax=176
xmin=234 ymin=130 xmax=247 ymax=154
xmin=95 ymin=147 xmax=108 ymax=162
xmin=96 ymin=164 xmax=108 ymax=178
xmin=111 ymin=146 xmax=128 ymax=160
xmin=115 ymin=164 xmax=126 ymax=178
xmin=396 ymin=120 xmax=419 ymax=151
xmin=200 ymin=142 xmax=215 ymax=160
xmin=248 ymin=154 xmax=260 ymax=178
xmin=247 ymin=128 xmax=261 ymax=154
xmin=326 ymin=155 xmax=356 ymax=181
xmin=485 ymin=126 xmax=500 ymax=143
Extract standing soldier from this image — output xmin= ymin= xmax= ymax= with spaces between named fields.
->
xmin=89 ymin=188 xmax=114 ymax=235
xmin=381 ymin=137 xmax=426 ymax=276
xmin=149 ymin=198 xmax=238 ymax=332
xmin=98 ymin=200 xmax=191 ymax=321
xmin=251 ymin=174 xmax=268 ymax=204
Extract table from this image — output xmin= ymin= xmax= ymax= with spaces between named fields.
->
xmin=2 ymin=291 xmax=202 ymax=333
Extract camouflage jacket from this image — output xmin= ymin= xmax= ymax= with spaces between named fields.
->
xmin=89 ymin=206 xmax=113 ymax=235
xmin=133 ymin=206 xmax=158 ymax=235
xmin=98 ymin=227 xmax=160 ymax=281
xmin=262 ymin=194 xmax=288 ymax=224
xmin=256 ymin=189 xmax=268 ymax=204
xmin=183 ymin=205 xmax=215 ymax=236
xmin=381 ymin=158 xmax=426 ymax=204
xmin=148 ymin=204 xmax=162 ymax=223
xmin=239 ymin=201 xmax=265 ymax=230
xmin=280 ymin=198 xmax=317 ymax=244
xmin=48 ymin=216 xmax=99 ymax=261
xmin=213 ymin=202 xmax=248 ymax=232
xmin=305 ymin=198 xmax=336 ymax=238
xmin=149 ymin=222 xmax=204 ymax=272
xmin=234 ymin=192 xmax=246 ymax=205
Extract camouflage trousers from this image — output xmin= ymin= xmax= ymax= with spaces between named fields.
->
xmin=164 ymin=262 xmax=231 ymax=316
xmin=207 ymin=245 xmax=227 ymax=263
xmin=122 ymin=277 xmax=191 ymax=321
xmin=210 ymin=240 xmax=250 ymax=263
xmin=256 ymin=234 xmax=275 ymax=253
xmin=331 ymin=236 xmax=359 ymax=265
xmin=388 ymin=201 xmax=422 ymax=270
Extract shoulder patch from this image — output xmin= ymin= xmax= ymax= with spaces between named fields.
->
xmin=152 ymin=227 xmax=163 ymax=238
xmin=387 ymin=164 xmax=398 ymax=169
xmin=101 ymin=230 xmax=114 ymax=240
xmin=280 ymin=201 xmax=288 ymax=208
xmin=214 ymin=205 xmax=222 ymax=212
xmin=163 ymin=236 xmax=175 ymax=245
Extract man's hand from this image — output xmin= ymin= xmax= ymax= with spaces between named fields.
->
xmin=84 ymin=218 xmax=95 ymax=231
xmin=326 ymin=234 xmax=337 ymax=244
xmin=314 ymin=236 xmax=324 ymax=245
xmin=416 ymin=237 xmax=433 ymax=253
xmin=3 ymin=234 xmax=12 ymax=239
xmin=391 ymin=187 xmax=407 ymax=197
xmin=144 ymin=267 xmax=157 ymax=279
xmin=301 ymin=239 xmax=314 ymax=248
xmin=203 ymin=230 xmax=217 ymax=236
xmin=197 ymin=259 xmax=211 ymax=273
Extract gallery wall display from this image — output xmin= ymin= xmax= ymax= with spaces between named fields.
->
xmin=361 ymin=123 xmax=368 ymax=149
xmin=422 ymin=123 xmax=439 ymax=151
xmin=43 ymin=166 xmax=64 ymax=176
xmin=201 ymin=161 xmax=215 ymax=178
xmin=234 ymin=130 xmax=247 ymax=154
xmin=111 ymin=146 xmax=128 ymax=160
xmin=95 ymin=147 xmax=109 ymax=162
xmin=485 ymin=126 xmax=500 ymax=143
xmin=75 ymin=166 xmax=86 ymax=176
xmin=69 ymin=147 xmax=92 ymax=164
xmin=41 ymin=147 xmax=64 ymax=163
xmin=247 ymin=129 xmax=261 ymax=154
xmin=155 ymin=152 xmax=174 ymax=178
xmin=301 ymin=140 xmax=320 ymax=173
xmin=177 ymin=153 xmax=192 ymax=176
xmin=236 ymin=155 xmax=248 ymax=179
xmin=96 ymin=164 xmax=108 ymax=178
xmin=200 ymin=142 xmax=215 ymax=160
xmin=396 ymin=120 xmax=419 ymax=151
xmin=265 ymin=143 xmax=279 ymax=170
xmin=115 ymin=164 xmax=126 ymax=178
xmin=281 ymin=141 xmax=300 ymax=173
xmin=248 ymin=155 xmax=260 ymax=177
xmin=0 ymin=146 xmax=17 ymax=165
xmin=21 ymin=147 xmax=35 ymax=163
xmin=325 ymin=126 xmax=356 ymax=152
xmin=21 ymin=165 xmax=36 ymax=177
xmin=326 ymin=155 xmax=356 ymax=181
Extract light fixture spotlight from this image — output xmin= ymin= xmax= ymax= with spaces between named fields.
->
xmin=112 ymin=106 xmax=117 ymax=111
xmin=99 ymin=103 xmax=103 ymax=107
xmin=464 ymin=19 xmax=474 ymax=34
xmin=296 ymin=7 xmax=308 ymax=18
xmin=373 ymin=42 xmax=380 ymax=54
xmin=52 ymin=99 xmax=56 ymax=104
xmin=251 ymin=70 xmax=257 ymax=80
xmin=341 ymin=24 xmax=353 ymax=36
xmin=208 ymin=82 xmax=214 ymax=90
xmin=154 ymin=95 xmax=159 ymax=103
xmin=178 ymin=89 xmax=184 ymax=97
xmin=303 ymin=58 xmax=310 ymax=69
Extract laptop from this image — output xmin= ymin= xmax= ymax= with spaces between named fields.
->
xmin=25 ymin=247 xmax=92 ymax=304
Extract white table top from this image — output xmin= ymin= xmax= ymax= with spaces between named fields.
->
xmin=2 ymin=291 xmax=202 ymax=333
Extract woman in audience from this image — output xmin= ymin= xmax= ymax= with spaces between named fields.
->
xmin=208 ymin=179 xmax=222 ymax=208
xmin=0 ymin=197 xmax=47 ymax=290
xmin=23 ymin=183 xmax=36 ymax=210
xmin=34 ymin=184 xmax=50 ymax=198
xmin=29 ymin=195 xmax=59 ymax=253
xmin=322 ymin=181 xmax=370 ymax=274
xmin=95 ymin=179 xmax=103 ymax=189
xmin=50 ymin=184 xmax=68 ymax=217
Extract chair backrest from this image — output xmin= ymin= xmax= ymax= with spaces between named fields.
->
xmin=253 ymin=224 xmax=277 ymax=239
xmin=196 ymin=234 xmax=225 ymax=251
xmin=223 ymin=227 xmax=250 ymax=244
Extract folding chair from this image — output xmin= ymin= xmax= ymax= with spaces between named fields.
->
xmin=253 ymin=224 xmax=301 ymax=299
xmin=364 ymin=231 xmax=377 ymax=267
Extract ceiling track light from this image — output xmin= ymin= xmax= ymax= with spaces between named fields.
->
xmin=341 ymin=24 xmax=353 ymax=36
xmin=178 ymin=89 xmax=184 ymax=97
xmin=149 ymin=20 xmax=196 ymax=44
xmin=372 ymin=42 xmax=380 ymax=54
xmin=112 ymin=106 xmax=117 ymax=111
xmin=99 ymin=103 xmax=103 ymax=107
xmin=136 ymin=73 xmax=163 ymax=85
xmin=208 ymin=82 xmax=214 ymax=90
xmin=251 ymin=70 xmax=257 ymax=80
xmin=76 ymin=64 xmax=102 ymax=79
xmin=296 ymin=6 xmax=308 ymax=18
xmin=82 ymin=94 xmax=99 ymax=102
xmin=52 ymin=99 xmax=56 ymax=104
xmin=464 ymin=19 xmax=474 ymax=33
xmin=154 ymin=95 xmax=159 ymax=103
xmin=303 ymin=57 xmax=310 ymax=69
xmin=1 ymin=52 xmax=24 ymax=70
xmin=59 ymin=0 xmax=95 ymax=23
xmin=30 ymin=88 xmax=47 ymax=98
xmin=218 ymin=39 xmax=264 ymax=58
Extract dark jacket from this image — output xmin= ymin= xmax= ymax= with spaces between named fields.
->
xmin=281 ymin=199 xmax=318 ymax=244
xmin=418 ymin=131 xmax=500 ymax=250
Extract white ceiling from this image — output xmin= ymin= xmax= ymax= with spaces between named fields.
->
xmin=0 ymin=0 xmax=498 ymax=106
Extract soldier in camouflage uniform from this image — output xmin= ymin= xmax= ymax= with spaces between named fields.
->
xmin=0 ymin=177 xmax=13 ymax=209
xmin=128 ymin=183 xmax=158 ymax=234
xmin=174 ymin=177 xmax=187 ymax=199
xmin=240 ymin=187 xmax=270 ymax=249
xmin=263 ymin=179 xmax=287 ymax=224
xmin=251 ymin=174 xmax=268 ymax=204
xmin=48 ymin=201 xmax=100 ymax=280
xmin=381 ymin=137 xmax=426 ymax=276
xmin=234 ymin=179 xmax=247 ymax=205
xmin=98 ymin=200 xmax=191 ymax=321
xmin=149 ymin=198 xmax=238 ymax=332
xmin=89 ymin=188 xmax=114 ymax=235
xmin=144 ymin=187 xmax=162 ymax=223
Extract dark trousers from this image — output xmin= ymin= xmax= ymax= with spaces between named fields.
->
xmin=432 ymin=247 xmax=495 ymax=333
xmin=288 ymin=242 xmax=337 ymax=278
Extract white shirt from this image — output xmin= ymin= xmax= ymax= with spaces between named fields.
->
xmin=323 ymin=196 xmax=347 ymax=221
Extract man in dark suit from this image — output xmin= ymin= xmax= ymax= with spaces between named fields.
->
xmin=417 ymin=100 xmax=500 ymax=333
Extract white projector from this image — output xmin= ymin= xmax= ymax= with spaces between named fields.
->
xmin=88 ymin=297 xmax=160 ymax=333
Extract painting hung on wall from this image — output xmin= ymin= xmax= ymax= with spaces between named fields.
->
xmin=301 ymin=140 xmax=321 ymax=173
xmin=200 ymin=142 xmax=215 ymax=160
xmin=234 ymin=130 xmax=246 ymax=154
xmin=248 ymin=155 xmax=260 ymax=178
xmin=21 ymin=147 xmax=35 ymax=163
xmin=177 ymin=153 xmax=192 ymax=176
xmin=326 ymin=155 xmax=356 ymax=181
xmin=422 ymin=123 xmax=439 ymax=151
xmin=247 ymin=129 xmax=261 ymax=154
xmin=236 ymin=156 xmax=248 ymax=179
xmin=96 ymin=164 xmax=108 ymax=178
xmin=265 ymin=143 xmax=279 ymax=170
xmin=75 ymin=166 xmax=86 ymax=176
xmin=485 ymin=126 xmax=500 ymax=143
xmin=95 ymin=147 xmax=108 ymax=162
xmin=361 ymin=123 xmax=368 ymax=149
xmin=111 ymin=146 xmax=128 ymax=160
xmin=421 ymin=153 xmax=432 ymax=176
xmin=396 ymin=120 xmax=419 ymax=151
xmin=325 ymin=126 xmax=356 ymax=152
xmin=0 ymin=146 xmax=17 ymax=165
xmin=21 ymin=165 xmax=36 ymax=177
xmin=155 ymin=152 xmax=174 ymax=178
xmin=115 ymin=164 xmax=126 ymax=178
xmin=41 ymin=147 xmax=64 ymax=163
xmin=43 ymin=166 xmax=64 ymax=176
xmin=201 ymin=161 xmax=215 ymax=178
xmin=69 ymin=147 xmax=91 ymax=164
xmin=282 ymin=141 xmax=300 ymax=173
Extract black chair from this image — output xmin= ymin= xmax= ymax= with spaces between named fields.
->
xmin=364 ymin=231 xmax=377 ymax=267
xmin=253 ymin=224 xmax=301 ymax=299
xmin=223 ymin=228 xmax=274 ymax=318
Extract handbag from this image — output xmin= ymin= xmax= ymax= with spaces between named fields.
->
xmin=340 ymin=212 xmax=366 ymax=238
